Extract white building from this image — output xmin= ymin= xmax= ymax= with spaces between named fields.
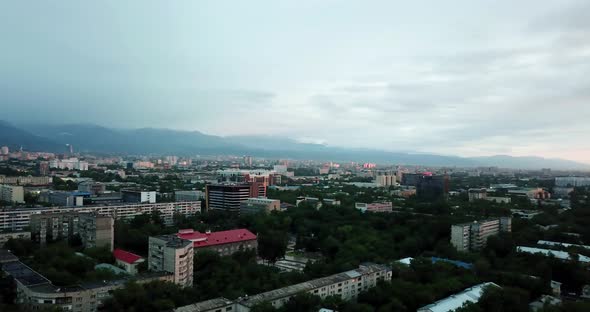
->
xmin=49 ymin=158 xmax=89 ymax=171
xmin=149 ymin=235 xmax=194 ymax=287
xmin=0 ymin=184 xmax=24 ymax=203
xmin=0 ymin=146 xmax=9 ymax=155
xmin=0 ymin=201 xmax=201 ymax=232
xmin=418 ymin=282 xmax=500 ymax=312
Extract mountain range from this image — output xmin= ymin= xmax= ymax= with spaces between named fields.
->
xmin=0 ymin=121 xmax=588 ymax=170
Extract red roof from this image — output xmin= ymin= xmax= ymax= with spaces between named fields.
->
xmin=113 ymin=249 xmax=143 ymax=264
xmin=176 ymin=228 xmax=257 ymax=248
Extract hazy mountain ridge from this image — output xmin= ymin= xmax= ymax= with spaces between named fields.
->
xmin=1 ymin=121 xmax=588 ymax=169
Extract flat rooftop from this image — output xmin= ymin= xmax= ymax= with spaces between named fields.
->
xmin=2 ymin=261 xmax=51 ymax=287
xmin=175 ymin=297 xmax=233 ymax=312
xmin=418 ymin=282 xmax=499 ymax=312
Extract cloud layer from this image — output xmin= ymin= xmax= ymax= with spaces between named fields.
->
xmin=1 ymin=1 xmax=589 ymax=162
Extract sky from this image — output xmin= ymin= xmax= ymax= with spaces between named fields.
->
xmin=1 ymin=1 xmax=590 ymax=163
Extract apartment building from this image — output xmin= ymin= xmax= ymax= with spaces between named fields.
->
xmin=30 ymin=212 xmax=114 ymax=250
xmin=79 ymin=214 xmax=114 ymax=251
xmin=0 ymin=184 xmax=24 ymax=203
xmin=148 ymin=235 xmax=194 ymax=287
xmin=0 ymin=175 xmax=52 ymax=186
xmin=176 ymin=228 xmax=257 ymax=257
xmin=239 ymin=197 xmax=281 ymax=215
xmin=0 ymin=201 xmax=201 ymax=232
xmin=468 ymin=188 xmax=488 ymax=202
xmin=451 ymin=217 xmax=512 ymax=252
xmin=376 ymin=175 xmax=396 ymax=187
xmin=174 ymin=263 xmax=392 ymax=312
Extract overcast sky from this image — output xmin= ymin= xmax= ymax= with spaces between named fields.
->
xmin=1 ymin=1 xmax=589 ymax=162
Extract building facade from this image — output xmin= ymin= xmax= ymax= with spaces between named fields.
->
xmin=240 ymin=197 xmax=281 ymax=215
xmin=79 ymin=214 xmax=114 ymax=251
xmin=49 ymin=158 xmax=89 ymax=171
xmin=0 ymin=184 xmax=24 ymax=203
xmin=0 ymin=201 xmax=201 ymax=232
xmin=451 ymin=217 xmax=512 ymax=252
xmin=30 ymin=212 xmax=114 ymax=250
xmin=206 ymin=184 xmax=251 ymax=212
xmin=175 ymin=190 xmax=205 ymax=202
xmin=376 ymin=175 xmax=396 ymax=187
xmin=148 ymin=235 xmax=194 ymax=287
xmin=0 ymin=175 xmax=52 ymax=186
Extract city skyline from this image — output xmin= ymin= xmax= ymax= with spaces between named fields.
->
xmin=2 ymin=1 xmax=590 ymax=162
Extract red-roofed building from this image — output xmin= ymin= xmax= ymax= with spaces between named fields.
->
xmin=113 ymin=248 xmax=144 ymax=275
xmin=176 ymin=228 xmax=258 ymax=256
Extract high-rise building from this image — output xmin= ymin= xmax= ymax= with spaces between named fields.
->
xmin=38 ymin=161 xmax=50 ymax=175
xmin=0 ymin=146 xmax=9 ymax=155
xmin=0 ymin=184 xmax=24 ymax=203
xmin=206 ymin=184 xmax=252 ymax=212
xmin=451 ymin=217 xmax=512 ymax=252
xmin=148 ymin=235 xmax=194 ymax=287
xmin=376 ymin=175 xmax=396 ymax=187
xmin=417 ymin=173 xmax=450 ymax=200
xmin=243 ymin=155 xmax=253 ymax=167
xmin=355 ymin=202 xmax=393 ymax=213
